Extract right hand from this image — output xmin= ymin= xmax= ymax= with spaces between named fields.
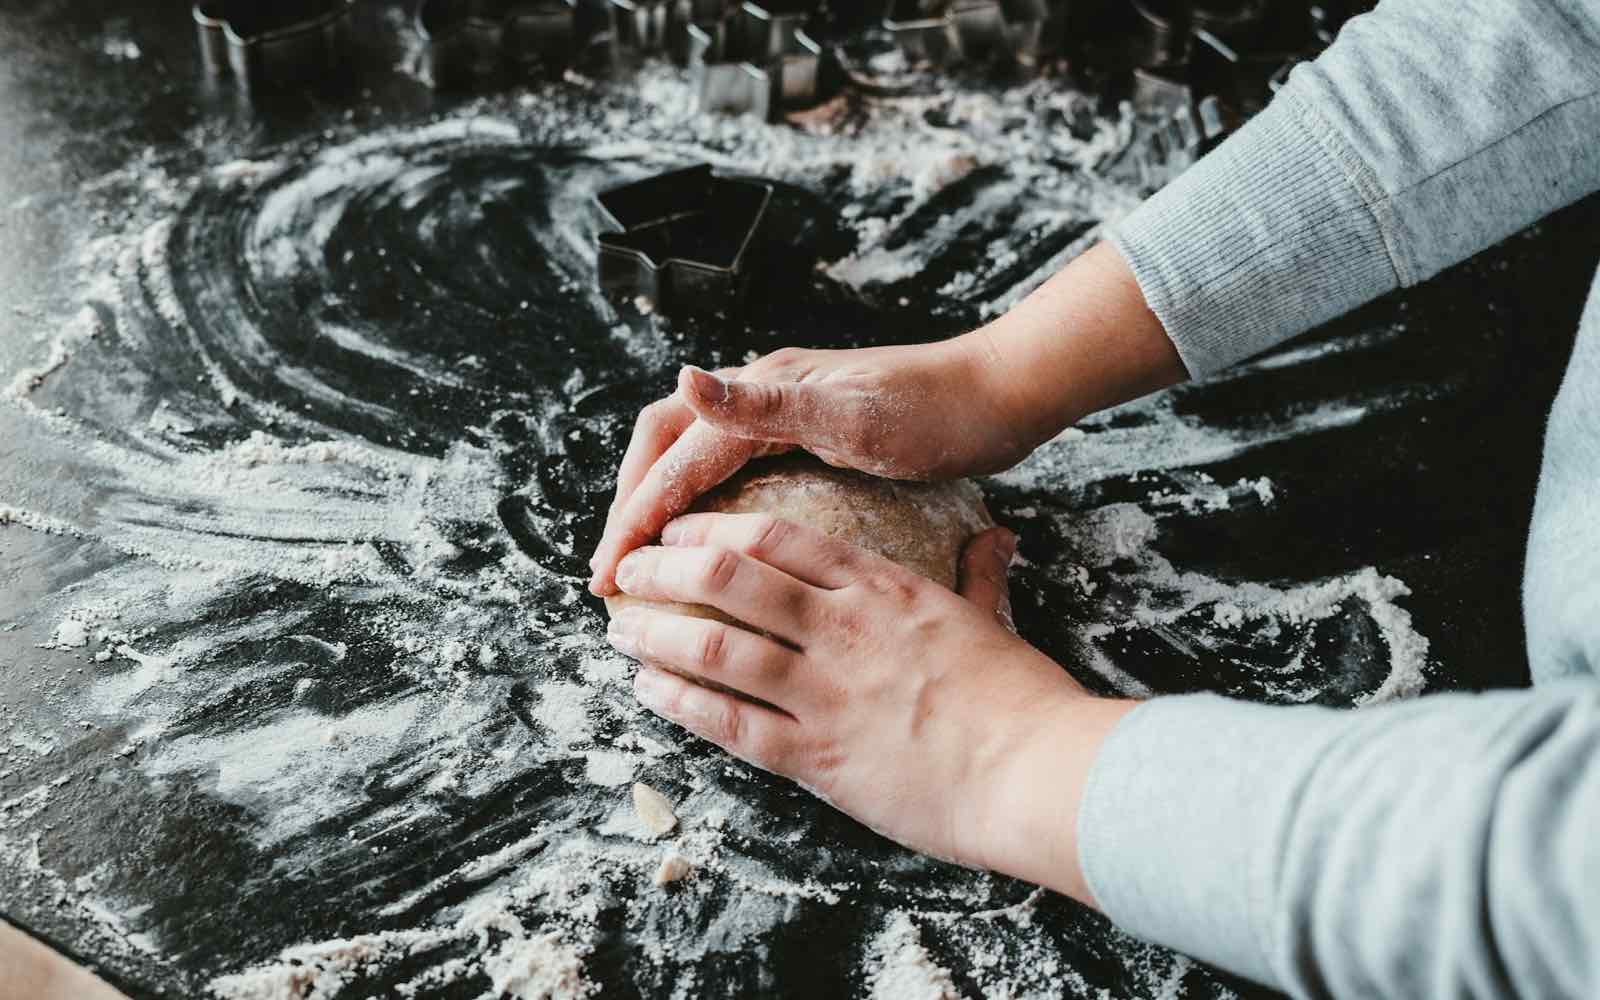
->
xmin=587 ymin=335 xmax=1035 ymax=596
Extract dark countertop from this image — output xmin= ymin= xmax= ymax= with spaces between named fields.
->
xmin=2 ymin=2 xmax=1596 ymax=998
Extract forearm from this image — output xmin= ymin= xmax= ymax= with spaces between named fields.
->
xmin=1080 ymin=686 xmax=1600 ymax=996
xmin=957 ymin=241 xmax=1186 ymax=450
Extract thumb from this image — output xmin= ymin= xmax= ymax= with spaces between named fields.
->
xmin=679 ymin=365 xmax=836 ymax=447
xmin=957 ymin=527 xmax=1018 ymax=632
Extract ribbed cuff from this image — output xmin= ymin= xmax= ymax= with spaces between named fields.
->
xmin=1108 ymin=88 xmax=1402 ymax=378
xmin=1078 ymin=694 xmax=1351 ymax=988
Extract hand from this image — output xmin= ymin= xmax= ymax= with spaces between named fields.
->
xmin=588 ymin=336 xmax=1033 ymax=596
xmin=605 ymin=513 xmax=1137 ymax=902
xmin=589 ymin=242 xmax=1185 ymax=597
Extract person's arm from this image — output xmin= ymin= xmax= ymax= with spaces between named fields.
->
xmin=1080 ymin=686 xmax=1600 ymax=997
xmin=610 ymin=511 xmax=1600 ymax=998
xmin=1100 ymin=0 xmax=1600 ymax=377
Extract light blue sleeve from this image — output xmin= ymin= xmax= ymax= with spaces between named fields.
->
xmin=1107 ymin=0 xmax=1600 ymax=377
xmin=1078 ymin=686 xmax=1600 ymax=997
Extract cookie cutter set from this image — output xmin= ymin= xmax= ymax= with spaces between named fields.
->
xmin=413 ymin=0 xmax=829 ymax=119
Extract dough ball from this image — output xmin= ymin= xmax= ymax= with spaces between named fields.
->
xmin=605 ymin=453 xmax=993 ymax=626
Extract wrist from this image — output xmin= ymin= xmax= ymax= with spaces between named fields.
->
xmin=963 ymin=242 xmax=1186 ymax=448
xmin=971 ymin=685 xmax=1140 ymax=905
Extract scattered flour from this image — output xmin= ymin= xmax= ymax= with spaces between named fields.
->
xmin=867 ymin=913 xmax=965 ymax=1000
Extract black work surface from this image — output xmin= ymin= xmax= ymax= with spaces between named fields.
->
xmin=2 ymin=2 xmax=1597 ymax=998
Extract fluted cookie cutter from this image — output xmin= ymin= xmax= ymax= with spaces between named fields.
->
xmin=193 ymin=0 xmax=357 ymax=92
xmin=883 ymin=0 xmax=1053 ymax=67
xmin=595 ymin=165 xmax=774 ymax=315
xmin=687 ymin=3 xmax=823 ymax=119
xmin=416 ymin=0 xmax=621 ymax=84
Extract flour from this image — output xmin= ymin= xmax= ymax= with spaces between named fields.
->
xmin=867 ymin=913 xmax=966 ymax=1000
xmin=480 ymin=930 xmax=595 ymax=1000
xmin=50 ymin=618 xmax=91 ymax=649
xmin=0 ymin=56 xmax=1435 ymax=1000
xmin=2 ymin=306 xmax=102 ymax=399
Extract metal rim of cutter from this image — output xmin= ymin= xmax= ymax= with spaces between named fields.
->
xmin=594 ymin=164 xmax=774 ymax=314
xmin=882 ymin=0 xmax=1052 ymax=67
xmin=687 ymin=3 xmax=824 ymax=119
xmin=192 ymin=0 xmax=357 ymax=90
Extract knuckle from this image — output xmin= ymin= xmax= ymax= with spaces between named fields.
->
xmin=695 ymin=623 xmax=728 ymax=670
xmin=746 ymin=515 xmax=791 ymax=557
xmin=745 ymin=727 xmax=788 ymax=771
xmin=634 ymin=399 xmax=670 ymax=433
xmin=749 ymin=381 xmax=785 ymax=415
xmin=709 ymin=703 xmax=744 ymax=749
xmin=699 ymin=548 xmax=741 ymax=594
xmin=763 ymin=346 xmax=807 ymax=369
xmin=861 ymin=570 xmax=919 ymax=605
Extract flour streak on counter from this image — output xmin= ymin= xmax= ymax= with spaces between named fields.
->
xmin=0 ymin=56 xmax=1433 ymax=1000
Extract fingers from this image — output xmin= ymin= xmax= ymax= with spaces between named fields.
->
xmin=610 ymin=396 xmax=695 ymax=522
xmin=608 ymin=606 xmax=798 ymax=707
xmin=614 ymin=544 xmax=823 ymax=645
xmin=589 ymin=422 xmax=771 ymax=596
xmin=957 ymin=527 xmax=1018 ymax=630
xmin=633 ymin=667 xmax=799 ymax=775
xmin=660 ymin=512 xmax=879 ymax=590
xmin=680 ymin=366 xmax=865 ymax=456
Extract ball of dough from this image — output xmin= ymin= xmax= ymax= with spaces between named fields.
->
xmin=605 ymin=453 xmax=994 ymax=626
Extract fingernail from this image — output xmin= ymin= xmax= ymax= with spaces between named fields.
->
xmin=607 ymin=619 xmax=638 ymax=655
xmin=615 ymin=555 xmax=640 ymax=591
xmin=634 ymin=669 xmax=669 ymax=710
xmin=685 ymin=366 xmax=730 ymax=404
xmin=660 ymin=519 xmax=683 ymax=545
xmin=997 ymin=529 xmax=1018 ymax=563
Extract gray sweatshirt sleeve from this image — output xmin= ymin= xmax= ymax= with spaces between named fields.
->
xmin=1107 ymin=0 xmax=1600 ymax=377
xmin=1078 ymin=685 xmax=1600 ymax=997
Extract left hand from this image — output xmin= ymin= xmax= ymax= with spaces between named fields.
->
xmin=606 ymin=512 xmax=1133 ymax=899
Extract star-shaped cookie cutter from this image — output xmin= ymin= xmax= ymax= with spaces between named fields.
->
xmin=595 ymin=165 xmax=774 ymax=316
xmin=192 ymin=0 xmax=357 ymax=92
xmin=687 ymin=3 xmax=823 ymax=119
xmin=882 ymin=0 xmax=1053 ymax=68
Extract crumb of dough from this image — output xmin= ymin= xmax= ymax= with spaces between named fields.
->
xmin=631 ymin=782 xmax=677 ymax=837
xmin=652 ymin=851 xmax=691 ymax=887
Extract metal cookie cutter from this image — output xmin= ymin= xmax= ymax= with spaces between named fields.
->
xmin=1135 ymin=93 xmax=1231 ymax=189
xmin=595 ymin=165 xmax=774 ymax=316
xmin=611 ymin=0 xmax=670 ymax=49
xmin=883 ymin=0 xmax=1054 ymax=69
xmin=416 ymin=0 xmax=617 ymax=85
xmin=611 ymin=0 xmax=734 ymax=62
xmin=1127 ymin=0 xmax=1190 ymax=69
xmin=193 ymin=0 xmax=357 ymax=92
xmin=687 ymin=3 xmax=823 ymax=119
